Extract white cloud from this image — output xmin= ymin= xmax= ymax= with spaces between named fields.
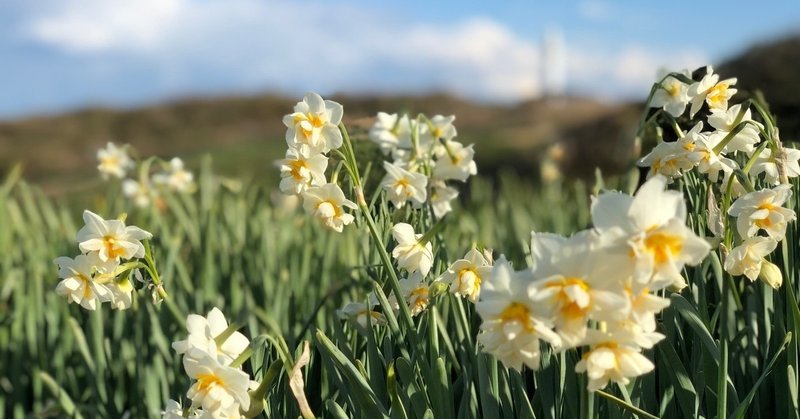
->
xmin=19 ymin=0 xmax=708 ymax=105
xmin=22 ymin=0 xmax=542 ymax=102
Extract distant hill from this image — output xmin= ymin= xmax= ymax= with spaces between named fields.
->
xmin=0 ymin=94 xmax=630 ymax=194
xmin=718 ymin=34 xmax=800 ymax=141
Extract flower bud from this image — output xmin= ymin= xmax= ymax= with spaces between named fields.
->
xmin=758 ymin=260 xmax=783 ymax=289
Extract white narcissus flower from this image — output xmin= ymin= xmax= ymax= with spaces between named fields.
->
xmin=750 ymin=147 xmax=800 ymax=185
xmin=440 ymin=248 xmax=492 ymax=301
xmin=428 ymin=115 xmax=457 ymax=141
xmin=162 ymin=399 xmax=185 ymax=419
xmin=184 ymin=353 xmax=252 ymax=413
xmin=688 ymin=66 xmax=737 ymax=117
xmin=172 ymin=307 xmax=250 ymax=365
xmin=337 ymin=300 xmax=386 ymax=328
xmin=97 ymin=142 xmax=134 ymax=179
xmin=54 ymin=253 xmax=117 ymax=310
xmin=154 ymin=158 xmax=195 ymax=193
xmin=302 ymin=184 xmax=357 ymax=233
xmin=625 ymin=284 xmax=671 ymax=333
xmin=430 ymin=181 xmax=459 ymax=219
xmin=381 ymin=161 xmax=428 ymax=208
xmin=638 ymin=141 xmax=694 ymax=182
xmin=728 ymin=185 xmax=796 ymax=240
xmin=279 ymin=147 xmax=328 ymax=195
xmin=707 ymin=104 xmax=762 ymax=155
xmin=369 ymin=112 xmax=412 ymax=155
xmin=395 ymin=272 xmax=430 ymax=316
xmin=724 ymin=236 xmax=778 ymax=281
xmin=433 ymin=140 xmax=477 ymax=182
xmin=591 ymin=175 xmax=711 ymax=291
xmin=650 ymin=69 xmax=691 ymax=117
xmin=391 ymin=223 xmax=433 ymax=276
xmin=575 ymin=330 xmax=655 ymax=391
xmin=108 ymin=276 xmax=134 ymax=310
xmin=76 ymin=210 xmax=153 ymax=262
xmin=527 ymin=231 xmax=630 ymax=347
xmin=283 ymin=93 xmax=343 ymax=154
xmin=476 ymin=257 xmax=562 ymax=371
xmin=123 ymin=178 xmax=153 ymax=208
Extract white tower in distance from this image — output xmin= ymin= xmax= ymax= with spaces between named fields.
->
xmin=541 ymin=27 xmax=567 ymax=99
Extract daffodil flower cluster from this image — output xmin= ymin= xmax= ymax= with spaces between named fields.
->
xmin=369 ymin=112 xmax=477 ymax=218
xmin=640 ymin=66 xmax=797 ymax=289
xmin=475 ymin=175 xmax=711 ymax=390
xmin=278 ymin=93 xmax=357 ymax=232
xmin=165 ymin=307 xmax=256 ymax=419
xmin=54 ymin=210 xmax=154 ymax=310
xmin=97 ymin=142 xmax=196 ymax=209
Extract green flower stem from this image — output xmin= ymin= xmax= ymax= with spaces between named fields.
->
xmin=337 ymin=122 xmax=420 ymax=343
xmin=229 ymin=346 xmax=254 ymax=369
xmin=718 ymin=273 xmax=731 ymax=419
xmin=596 ymin=389 xmax=659 ymax=419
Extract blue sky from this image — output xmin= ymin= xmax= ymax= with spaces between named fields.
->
xmin=1 ymin=0 xmax=798 ymax=119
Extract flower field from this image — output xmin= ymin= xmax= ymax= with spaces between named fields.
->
xmin=1 ymin=67 xmax=800 ymax=418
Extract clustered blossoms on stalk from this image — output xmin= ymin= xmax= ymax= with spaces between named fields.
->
xmin=278 ymin=93 xmax=357 ymax=233
xmin=96 ymin=142 xmax=196 ymax=209
xmin=474 ymin=175 xmax=711 ymax=390
xmin=164 ymin=307 xmax=255 ymax=419
xmin=54 ymin=210 xmax=154 ymax=310
xmin=640 ymin=65 xmax=797 ymax=288
xmin=369 ymin=112 xmax=477 ymax=218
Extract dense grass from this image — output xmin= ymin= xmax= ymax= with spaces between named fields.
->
xmin=1 ymin=148 xmax=799 ymax=418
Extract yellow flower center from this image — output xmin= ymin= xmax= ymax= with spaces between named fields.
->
xmin=706 ymin=83 xmax=730 ymax=108
xmin=643 ymin=231 xmax=683 ymax=265
xmin=295 ymin=112 xmax=326 ymax=139
xmin=103 ymin=236 xmax=123 ymax=259
xmin=289 ymin=159 xmax=308 ymax=181
xmin=499 ymin=302 xmax=533 ymax=331
xmin=667 ymin=83 xmax=681 ymax=98
xmin=545 ymin=277 xmax=591 ymax=319
xmin=79 ymin=274 xmax=93 ymax=299
xmin=100 ymin=155 xmax=120 ymax=168
xmin=196 ymin=373 xmax=225 ymax=393
xmin=457 ymin=268 xmax=480 ymax=291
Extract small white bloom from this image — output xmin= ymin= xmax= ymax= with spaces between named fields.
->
xmin=440 ymin=248 xmax=492 ymax=301
xmin=430 ymin=180 xmax=459 ymax=218
xmin=76 ymin=210 xmax=153 ymax=262
xmin=123 ymin=178 xmax=154 ymax=208
xmin=108 ymin=276 xmax=134 ymax=310
xmin=54 ymin=253 xmax=117 ymax=310
xmin=750 ymin=147 xmax=800 ymax=185
xmin=625 ymin=284 xmax=671 ymax=333
xmin=381 ymin=161 xmax=428 ymax=208
xmin=369 ymin=112 xmax=411 ymax=154
xmin=650 ymin=69 xmax=691 ymax=117
xmin=283 ymin=93 xmax=343 ymax=154
xmin=97 ymin=142 xmax=134 ymax=179
xmin=527 ymin=231 xmax=630 ymax=346
xmin=707 ymin=104 xmax=762 ymax=155
xmin=184 ymin=353 xmax=252 ymax=413
xmin=688 ymin=66 xmax=737 ymax=116
xmin=476 ymin=257 xmax=562 ymax=371
xmin=575 ymin=330 xmax=655 ymax=391
xmin=433 ymin=140 xmax=477 ymax=182
xmin=591 ymin=175 xmax=711 ymax=290
xmin=724 ymin=236 xmax=778 ymax=281
xmin=391 ymin=223 xmax=433 ymax=276
xmin=172 ymin=307 xmax=250 ymax=365
xmin=337 ymin=299 xmax=386 ymax=328
xmin=302 ymin=184 xmax=357 ymax=232
xmin=279 ymin=147 xmax=328 ymax=195
xmin=728 ymin=185 xmax=795 ymax=240
xmin=428 ymin=115 xmax=457 ymax=141
xmin=153 ymin=158 xmax=195 ymax=193
xmin=394 ymin=272 xmax=430 ymax=316
xmin=638 ymin=141 xmax=694 ymax=182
